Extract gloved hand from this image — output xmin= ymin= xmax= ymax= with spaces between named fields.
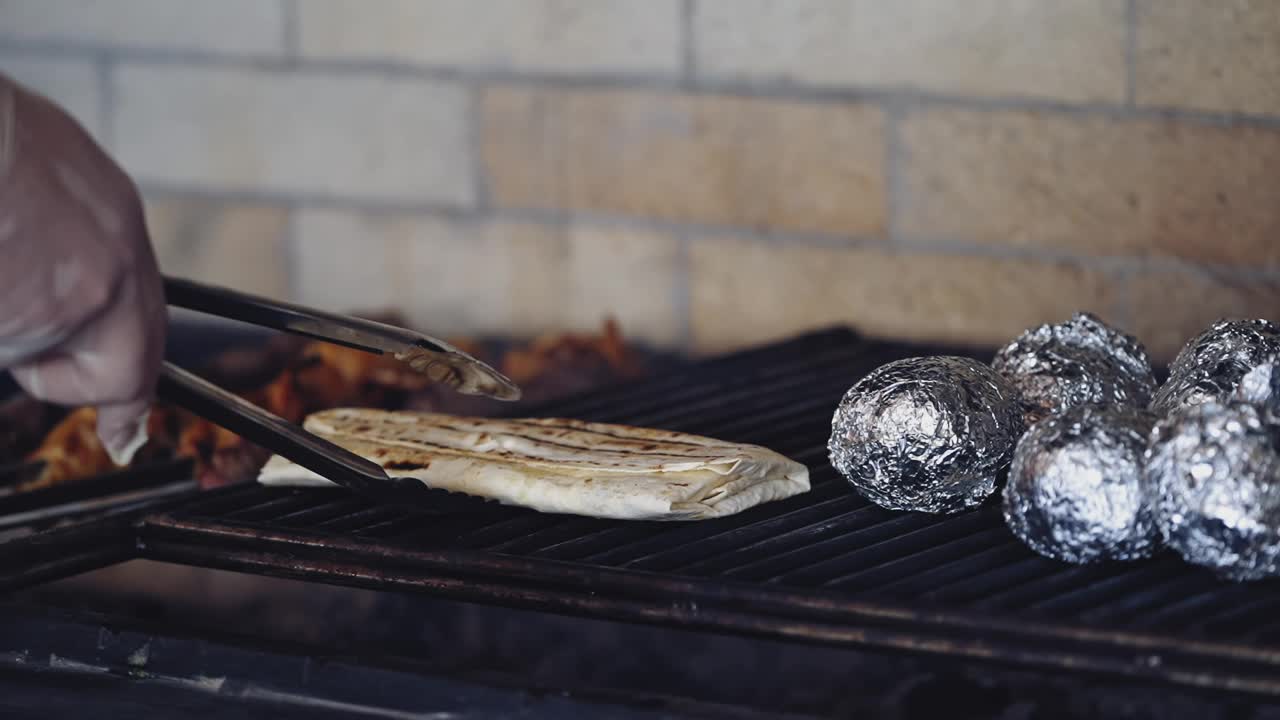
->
xmin=0 ymin=73 xmax=166 ymax=465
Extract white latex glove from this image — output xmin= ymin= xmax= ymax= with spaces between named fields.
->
xmin=0 ymin=73 xmax=166 ymax=465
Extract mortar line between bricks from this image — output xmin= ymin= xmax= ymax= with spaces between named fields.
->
xmin=883 ymin=98 xmax=907 ymax=245
xmin=283 ymin=202 xmax=301 ymax=302
xmin=136 ymin=183 xmax=475 ymax=218
xmin=6 ymin=37 xmax=1280 ymax=130
xmin=1125 ymin=0 xmax=1137 ymax=106
xmin=95 ymin=53 xmax=115 ymax=149
xmin=680 ymin=0 xmax=696 ymax=84
xmin=281 ymin=0 xmax=301 ymax=63
xmin=467 ymin=81 xmax=490 ymax=212
xmin=1111 ymin=265 xmax=1136 ymax=331
xmin=674 ymin=231 xmax=694 ymax=351
xmin=133 ymin=184 xmax=1280 ymax=285
xmin=891 ymin=238 xmax=1280 ymax=281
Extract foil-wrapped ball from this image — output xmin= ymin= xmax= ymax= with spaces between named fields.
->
xmin=992 ymin=313 xmax=1157 ymax=422
xmin=1145 ymin=400 xmax=1280 ymax=581
xmin=1150 ymin=319 xmax=1280 ymax=416
xmin=828 ymin=356 xmax=1026 ymax=514
xmin=1234 ymin=361 xmax=1280 ymax=417
xmin=1003 ymin=404 xmax=1159 ymax=564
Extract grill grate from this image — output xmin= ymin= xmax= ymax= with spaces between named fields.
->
xmin=6 ymin=327 xmax=1280 ymax=695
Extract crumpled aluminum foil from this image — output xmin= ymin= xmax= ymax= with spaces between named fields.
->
xmin=828 ymin=356 xmax=1025 ymax=514
xmin=1150 ymin=319 xmax=1280 ymax=416
xmin=1003 ymin=404 xmax=1159 ymax=564
xmin=992 ymin=312 xmax=1156 ymax=423
xmin=1234 ymin=360 xmax=1280 ymax=417
xmin=1144 ymin=400 xmax=1280 ymax=581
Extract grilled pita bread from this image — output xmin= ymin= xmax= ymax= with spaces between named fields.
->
xmin=258 ymin=408 xmax=810 ymax=520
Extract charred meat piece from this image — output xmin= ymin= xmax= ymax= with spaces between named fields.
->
xmin=8 ymin=316 xmax=647 ymax=492
xmin=500 ymin=318 xmax=644 ymax=403
xmin=20 ymin=406 xmax=176 ymax=491
xmin=0 ymin=395 xmax=58 ymax=466
xmin=22 ymin=408 xmax=117 ymax=490
xmin=404 ymin=319 xmax=644 ymax=414
xmin=199 ymin=443 xmax=274 ymax=489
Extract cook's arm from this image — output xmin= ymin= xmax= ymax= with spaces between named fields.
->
xmin=0 ymin=72 xmax=166 ymax=464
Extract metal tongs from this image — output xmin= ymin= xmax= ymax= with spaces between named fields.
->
xmin=157 ymin=276 xmax=521 ymax=506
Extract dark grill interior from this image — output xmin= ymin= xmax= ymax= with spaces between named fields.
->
xmin=6 ymin=327 xmax=1280 ymax=695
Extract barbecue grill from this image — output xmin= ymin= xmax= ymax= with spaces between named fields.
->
xmin=4 ymin=327 xmax=1280 ymax=716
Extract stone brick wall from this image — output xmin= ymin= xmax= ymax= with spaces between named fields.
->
xmin=2 ymin=0 xmax=1277 ymax=360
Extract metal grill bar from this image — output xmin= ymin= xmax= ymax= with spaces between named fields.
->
xmin=1026 ymin=558 xmax=1189 ymax=615
xmin=1193 ymin=596 xmax=1280 ymax=634
xmin=974 ymin=567 xmax=1131 ymax=612
xmin=7 ymin=327 xmax=1280 ymax=697
xmin=132 ymin=513 xmax=1280 ymax=696
xmin=223 ymin=492 xmax=331 ymax=522
xmin=0 ymin=520 xmax=134 ymax=592
xmin=541 ymin=330 xmax=872 ymax=419
xmin=1075 ymin=572 xmax=1222 ymax=625
xmin=826 ymin=526 xmax=1015 ymax=591
xmin=619 ymin=492 xmax=862 ymax=572
xmin=867 ymin=542 xmax=1036 ymax=602
xmin=312 ymin=505 xmax=405 ymax=532
xmin=919 ymin=555 xmax=1052 ymax=604
xmin=767 ymin=512 xmax=994 ymax=586
xmin=1130 ymin=583 xmax=1261 ymax=632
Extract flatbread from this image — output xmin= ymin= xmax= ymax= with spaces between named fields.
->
xmin=258 ymin=408 xmax=810 ymax=520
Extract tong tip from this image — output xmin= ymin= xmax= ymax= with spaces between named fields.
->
xmin=396 ymin=345 xmax=522 ymax=402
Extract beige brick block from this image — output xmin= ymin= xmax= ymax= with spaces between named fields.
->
xmin=114 ymin=66 xmax=473 ymax=205
xmin=402 ymin=219 xmax=570 ymax=338
xmin=694 ymin=0 xmax=1126 ymax=103
xmin=292 ymin=209 xmax=415 ymax=315
xmin=401 ymin=219 xmax=684 ymax=345
xmin=0 ymin=0 xmax=284 ymax=56
xmin=563 ymin=223 xmax=683 ymax=346
xmin=0 ymin=54 xmax=102 ymax=140
xmin=1128 ymin=270 xmax=1280 ymax=363
xmin=145 ymin=197 xmax=290 ymax=299
xmin=299 ymin=0 xmax=680 ymax=75
xmin=293 ymin=210 xmax=684 ymax=344
xmin=294 ymin=210 xmax=564 ymax=336
xmin=899 ymin=110 xmax=1280 ymax=269
xmin=690 ymin=238 xmax=1121 ymax=353
xmin=1136 ymin=0 xmax=1280 ymax=115
xmin=483 ymin=87 xmax=886 ymax=236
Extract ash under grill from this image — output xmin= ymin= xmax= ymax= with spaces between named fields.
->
xmin=4 ymin=327 xmax=1280 ymax=696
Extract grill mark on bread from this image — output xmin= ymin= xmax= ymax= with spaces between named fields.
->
xmin=324 ymin=429 xmax=729 ymax=469
xmin=506 ymin=418 xmax=714 ymax=449
xmin=314 ymin=414 xmax=732 ymax=464
xmin=424 ymin=420 xmax=727 ymax=460
xmin=410 ymin=412 xmax=714 ymax=450
xmin=317 ymin=409 xmax=715 ymax=452
xmin=385 ymin=459 xmax=430 ymax=471
xmin=260 ymin=409 xmax=812 ymax=521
